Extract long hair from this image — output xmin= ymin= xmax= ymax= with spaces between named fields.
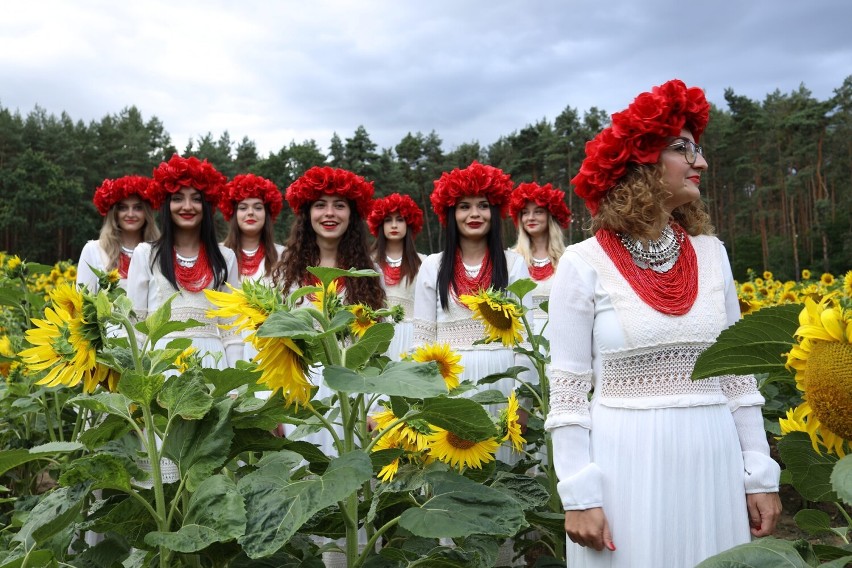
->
xmin=512 ymin=214 xmax=566 ymax=270
xmin=272 ymin=201 xmax=385 ymax=310
xmin=437 ymin=204 xmax=508 ymax=310
xmin=222 ymin=205 xmax=279 ymax=277
xmin=372 ymin=229 xmax=422 ymax=286
xmin=151 ymin=194 xmax=228 ymax=290
xmin=591 ymin=163 xmax=714 ymax=238
xmin=98 ymin=201 xmax=159 ymax=270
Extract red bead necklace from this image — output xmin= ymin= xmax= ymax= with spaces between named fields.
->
xmin=240 ymin=247 xmax=265 ymax=277
xmin=118 ymin=252 xmax=132 ymax=279
xmin=528 ymin=259 xmax=554 ymax=281
xmin=174 ymin=244 xmax=214 ymax=293
xmin=383 ymin=263 xmax=402 ymax=287
xmin=596 ymin=224 xmax=698 ymax=315
xmin=452 ymin=248 xmax=491 ymax=304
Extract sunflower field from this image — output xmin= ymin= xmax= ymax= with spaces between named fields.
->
xmin=1 ymin=254 xmax=851 ymax=567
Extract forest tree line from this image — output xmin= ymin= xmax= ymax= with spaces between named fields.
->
xmin=1 ymin=76 xmax=850 ymax=280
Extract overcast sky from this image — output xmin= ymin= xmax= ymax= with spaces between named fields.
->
xmin=2 ymin=0 xmax=851 ymax=158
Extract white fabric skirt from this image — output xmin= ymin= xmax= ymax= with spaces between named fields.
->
xmin=566 ymin=402 xmax=751 ymax=568
xmin=386 ymin=321 xmax=414 ymax=361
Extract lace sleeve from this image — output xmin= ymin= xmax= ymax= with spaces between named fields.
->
xmin=544 ymin=368 xmax=593 ymax=430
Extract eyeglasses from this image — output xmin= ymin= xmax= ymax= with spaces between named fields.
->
xmin=666 ymin=137 xmax=704 ymax=165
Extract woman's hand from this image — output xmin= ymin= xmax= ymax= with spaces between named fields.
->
xmin=746 ymin=492 xmax=782 ymax=537
xmin=565 ymin=507 xmax=615 ymax=551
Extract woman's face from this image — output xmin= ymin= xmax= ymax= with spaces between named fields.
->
xmin=660 ymin=129 xmax=708 ymax=213
xmin=454 ymin=196 xmax=492 ymax=241
xmin=169 ymin=187 xmax=204 ymax=231
xmin=310 ymin=195 xmax=351 ymax=241
xmin=116 ymin=195 xmax=146 ymax=234
xmin=236 ymin=197 xmax=266 ymax=237
xmin=383 ymin=212 xmax=407 ymax=242
xmin=520 ymin=202 xmax=548 ymax=238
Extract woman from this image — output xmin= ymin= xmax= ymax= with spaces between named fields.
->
xmin=126 ymin=154 xmax=242 ymax=368
xmin=271 ymin=165 xmax=385 ymax=453
xmin=547 ymin=79 xmax=781 ymax=567
xmin=509 ymin=181 xmax=571 ymax=336
xmin=413 ymin=161 xmax=534 ymax=441
xmin=77 ymin=175 xmax=159 ymax=292
xmin=220 ymin=173 xmax=285 ymax=286
xmin=367 ymin=192 xmax=425 ymax=360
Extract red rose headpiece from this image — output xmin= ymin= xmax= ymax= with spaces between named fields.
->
xmin=367 ymin=193 xmax=424 ymax=237
xmin=509 ymin=182 xmax=572 ymax=229
xmin=148 ymin=154 xmax=227 ymax=210
xmin=285 ymin=166 xmax=374 ymax=219
xmin=93 ymin=175 xmax=152 ymax=216
xmin=430 ymin=161 xmax=513 ymax=226
xmin=219 ymin=174 xmax=283 ymax=221
xmin=571 ymin=79 xmax=710 ymax=215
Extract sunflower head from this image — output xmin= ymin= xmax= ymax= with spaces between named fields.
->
xmin=843 ymin=270 xmax=852 ymax=300
xmin=501 ymin=392 xmax=526 ymax=452
xmin=820 ymin=273 xmax=835 ymax=286
xmin=205 ymin=283 xmax=272 ymax=336
xmin=348 ymin=304 xmax=377 ymax=337
xmin=253 ymin=336 xmax=312 ymax=408
xmin=425 ymin=426 xmax=499 ymax=470
xmin=785 ymin=299 xmax=852 ymax=451
xmin=5 ymin=255 xmax=24 ymax=278
xmin=802 ymin=269 xmax=812 ymax=280
xmin=459 ymin=288 xmax=525 ymax=347
xmin=407 ymin=343 xmax=463 ymax=390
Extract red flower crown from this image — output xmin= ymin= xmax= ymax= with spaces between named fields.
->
xmin=367 ymin=193 xmax=424 ymax=237
xmin=571 ymin=79 xmax=710 ymax=215
xmin=430 ymin=161 xmax=513 ymax=226
xmin=148 ymin=154 xmax=227 ymax=210
xmin=509 ymin=182 xmax=572 ymax=229
xmin=285 ymin=166 xmax=374 ymax=219
xmin=93 ymin=175 xmax=152 ymax=216
xmin=219 ymin=174 xmax=283 ymax=221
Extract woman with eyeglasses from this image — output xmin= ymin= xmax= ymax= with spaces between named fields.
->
xmin=546 ymin=80 xmax=781 ymax=567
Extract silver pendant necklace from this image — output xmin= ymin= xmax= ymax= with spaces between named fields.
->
xmin=618 ymin=224 xmax=682 ymax=273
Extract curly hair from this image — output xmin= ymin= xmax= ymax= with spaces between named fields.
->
xmin=272 ymin=202 xmax=385 ymax=309
xmin=591 ymin=164 xmax=714 ymax=238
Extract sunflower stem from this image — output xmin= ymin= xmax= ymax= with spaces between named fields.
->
xmin=41 ymin=392 xmax=57 ymax=443
xmin=142 ymin=405 xmax=170 ymax=568
xmin=353 ymin=516 xmax=400 ymax=568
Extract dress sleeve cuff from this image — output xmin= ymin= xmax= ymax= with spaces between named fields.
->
xmin=557 ymin=462 xmax=604 ymax=510
xmin=743 ymin=450 xmax=781 ymax=494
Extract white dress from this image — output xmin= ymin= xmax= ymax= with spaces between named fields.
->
xmin=382 ymin=253 xmax=426 ymax=361
xmin=126 ymin=243 xmax=243 ymax=369
xmin=529 ymin=268 xmax=554 ymax=337
xmin=545 ymin=234 xmax=780 ymax=568
xmin=77 ymin=240 xmax=123 ymax=292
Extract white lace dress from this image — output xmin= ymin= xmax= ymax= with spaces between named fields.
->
xmin=126 ymin=243 xmax=243 ymax=368
xmin=545 ymin=234 xmax=780 ymax=568
xmin=383 ymin=253 xmax=426 ymax=361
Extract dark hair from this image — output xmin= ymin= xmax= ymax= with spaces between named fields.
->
xmin=222 ymin=204 xmax=280 ymax=277
xmin=272 ymin=200 xmax=386 ymax=310
xmin=152 ymin=191 xmax=228 ymax=290
xmin=372 ymin=229 xmax=422 ymax=286
xmin=437 ymin=204 xmax=508 ymax=310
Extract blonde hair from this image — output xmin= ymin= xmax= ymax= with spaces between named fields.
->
xmin=591 ymin=164 xmax=714 ymax=239
xmin=97 ymin=201 xmax=159 ymax=270
xmin=513 ymin=213 xmax=566 ymax=269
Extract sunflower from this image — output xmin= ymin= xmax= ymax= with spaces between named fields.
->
xmin=174 ymin=346 xmax=199 ymax=374
xmin=425 ymin=426 xmax=499 ymax=470
xmin=820 ymin=273 xmax=835 ymax=286
xmin=739 ymin=282 xmax=756 ymax=296
xmin=205 ymin=283 xmax=272 ymax=337
xmin=407 ymin=343 xmax=463 ymax=390
xmin=843 ymin=270 xmax=852 ymax=299
xmin=502 ymin=392 xmax=525 ymax=452
xmin=372 ymin=433 xmax=403 ymax=482
xmin=0 ymin=335 xmax=14 ymax=377
xmin=779 ymin=402 xmax=846 ymax=457
xmin=348 ymin=304 xmax=376 ymax=337
xmin=801 ymin=269 xmax=812 ymax=280
xmin=763 ymin=271 xmax=773 ymax=281
xmin=253 ymin=336 xmax=312 ymax=407
xmin=779 ymin=290 xmax=799 ymax=304
xmin=371 ymin=407 xmax=430 ymax=451
xmin=738 ymin=297 xmax=761 ymax=316
xmin=459 ymin=288 xmax=524 ymax=346
xmin=785 ymin=298 xmax=852 ymax=454
xmin=754 ymin=277 xmax=765 ymax=287
xmin=310 ymin=278 xmax=340 ymax=311
xmin=51 ymin=283 xmax=84 ymax=319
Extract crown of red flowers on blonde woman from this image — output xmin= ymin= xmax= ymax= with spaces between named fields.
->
xmin=219 ymin=174 xmax=283 ymax=221
xmin=571 ymin=79 xmax=710 ymax=215
xmin=93 ymin=175 xmax=153 ymax=216
xmin=509 ymin=182 xmax=572 ymax=229
xmin=367 ymin=193 xmax=424 ymax=237
xmin=148 ymin=154 xmax=227 ymax=210
xmin=430 ymin=161 xmax=513 ymax=226
xmin=285 ymin=166 xmax=375 ymax=218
